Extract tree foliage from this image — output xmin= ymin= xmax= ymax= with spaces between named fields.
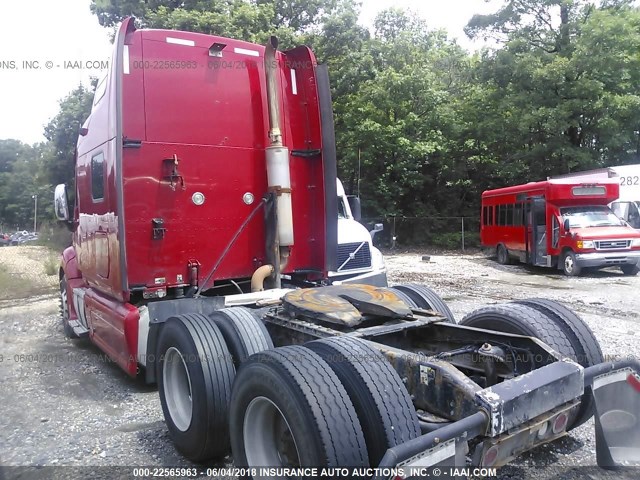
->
xmin=467 ymin=0 xmax=640 ymax=184
xmin=41 ymin=83 xmax=96 ymax=188
xmin=0 ymin=141 xmax=51 ymax=231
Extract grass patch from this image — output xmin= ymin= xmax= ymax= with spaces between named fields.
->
xmin=0 ymin=264 xmax=38 ymax=300
xmin=43 ymin=255 xmax=59 ymax=276
xmin=33 ymin=222 xmax=72 ymax=251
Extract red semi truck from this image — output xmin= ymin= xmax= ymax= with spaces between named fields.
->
xmin=54 ymin=18 xmax=640 ymax=474
xmin=481 ymin=179 xmax=640 ymax=276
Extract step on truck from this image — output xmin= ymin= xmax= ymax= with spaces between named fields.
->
xmin=54 ymin=17 xmax=640 ymax=476
xmin=481 ymin=179 xmax=640 ymax=276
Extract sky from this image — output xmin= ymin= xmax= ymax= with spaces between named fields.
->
xmin=0 ymin=0 xmax=503 ymax=145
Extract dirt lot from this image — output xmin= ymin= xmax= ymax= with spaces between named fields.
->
xmin=0 ymin=246 xmax=638 ymax=478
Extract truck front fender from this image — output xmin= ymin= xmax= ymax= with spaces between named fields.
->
xmin=60 ymin=246 xmax=84 ymax=320
xmin=61 ymin=246 xmax=81 ymax=280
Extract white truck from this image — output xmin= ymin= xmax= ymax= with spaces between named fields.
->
xmin=552 ymin=164 xmax=640 ymax=229
xmin=330 ymin=179 xmax=387 ymax=286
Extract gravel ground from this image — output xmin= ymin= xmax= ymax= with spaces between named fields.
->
xmin=0 ymin=247 xmax=638 ymax=479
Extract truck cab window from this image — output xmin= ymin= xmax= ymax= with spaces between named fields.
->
xmin=93 ymin=75 xmax=107 ymax=107
xmin=91 ymin=152 xmax=105 ymax=201
xmin=338 ymin=196 xmax=347 ymax=219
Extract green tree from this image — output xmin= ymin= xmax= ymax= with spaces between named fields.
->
xmin=464 ymin=1 xmax=640 ymax=185
xmin=0 ymin=141 xmax=51 ymax=231
xmin=335 ymin=9 xmax=476 ymax=224
xmin=40 ymin=82 xmax=96 ymax=188
xmin=90 ymin=0 xmax=352 ymax=48
xmin=0 ymin=139 xmax=30 ymax=174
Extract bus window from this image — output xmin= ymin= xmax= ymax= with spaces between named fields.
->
xmin=499 ymin=205 xmax=507 ymax=226
xmin=561 ymin=206 xmax=624 ymax=228
xmin=506 ymin=204 xmax=514 ymax=226
xmin=514 ymin=203 xmax=523 ymax=226
xmin=534 ymin=205 xmax=546 ymax=226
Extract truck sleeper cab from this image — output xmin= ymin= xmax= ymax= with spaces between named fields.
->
xmin=54 ymin=18 xmax=640 ymax=475
xmin=481 ymin=179 xmax=640 ymax=276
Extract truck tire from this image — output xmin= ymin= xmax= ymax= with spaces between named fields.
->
xmin=210 ymin=307 xmax=273 ymax=368
xmin=389 ymin=287 xmax=419 ymax=308
xmin=496 ymin=244 xmax=511 ymax=265
xmin=562 ymin=250 xmax=582 ymax=276
xmin=59 ymin=273 xmax=77 ymax=338
xmin=229 ymin=346 xmax=369 ymax=469
xmin=512 ymin=298 xmax=603 ymax=429
xmin=157 ymin=313 xmax=235 ymax=462
xmin=460 ymin=304 xmax=588 ymax=430
xmin=392 ymin=284 xmax=456 ymax=323
xmin=305 ymin=336 xmax=420 ymax=466
xmin=621 ymin=264 xmax=639 ymax=276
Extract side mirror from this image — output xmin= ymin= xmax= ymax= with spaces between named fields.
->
xmin=79 ymin=126 xmax=89 ymax=136
xmin=563 ymin=218 xmax=571 ymax=232
xmin=347 ymin=195 xmax=362 ymax=222
xmin=369 ymin=223 xmax=384 ymax=241
xmin=54 ymin=184 xmax=70 ymax=222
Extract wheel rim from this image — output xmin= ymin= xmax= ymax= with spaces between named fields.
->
xmin=163 ymin=347 xmax=193 ymax=432
xmin=243 ymin=396 xmax=300 ymax=470
xmin=564 ymin=255 xmax=574 ymax=274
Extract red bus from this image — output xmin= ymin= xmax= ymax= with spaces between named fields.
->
xmin=481 ymin=179 xmax=640 ymax=276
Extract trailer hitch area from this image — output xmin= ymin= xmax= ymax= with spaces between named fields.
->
xmin=282 ymin=284 xmax=412 ymax=327
xmin=375 ymin=360 xmax=583 ymax=477
xmin=473 ymin=401 xmax=578 ymax=468
xmin=374 ymin=403 xmax=579 ymax=478
xmin=586 ymin=361 xmax=640 ymax=467
xmin=374 ymin=360 xmax=640 ymax=478
xmin=475 ymin=359 xmax=584 ymax=437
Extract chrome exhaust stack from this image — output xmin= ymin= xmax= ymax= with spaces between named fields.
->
xmin=264 ymin=36 xmax=293 ymax=287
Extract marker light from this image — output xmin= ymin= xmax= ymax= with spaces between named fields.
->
xmin=243 ymin=192 xmax=255 ymax=205
xmin=552 ymin=412 xmax=569 ymax=434
xmin=483 ymin=445 xmax=499 ymax=466
xmin=192 ymin=192 xmax=205 ymax=206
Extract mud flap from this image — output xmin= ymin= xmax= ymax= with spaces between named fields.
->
xmin=593 ymin=367 xmax=640 ymax=467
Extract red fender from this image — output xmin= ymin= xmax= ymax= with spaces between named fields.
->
xmin=60 ymin=246 xmax=84 ymax=321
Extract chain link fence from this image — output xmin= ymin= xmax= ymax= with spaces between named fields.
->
xmin=362 ymin=216 xmax=481 ymax=251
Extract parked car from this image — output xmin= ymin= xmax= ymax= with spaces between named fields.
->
xmin=0 ymin=233 xmax=10 ymax=246
xmin=8 ymin=231 xmax=36 ymax=245
xmin=18 ymin=232 xmax=39 ymax=244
